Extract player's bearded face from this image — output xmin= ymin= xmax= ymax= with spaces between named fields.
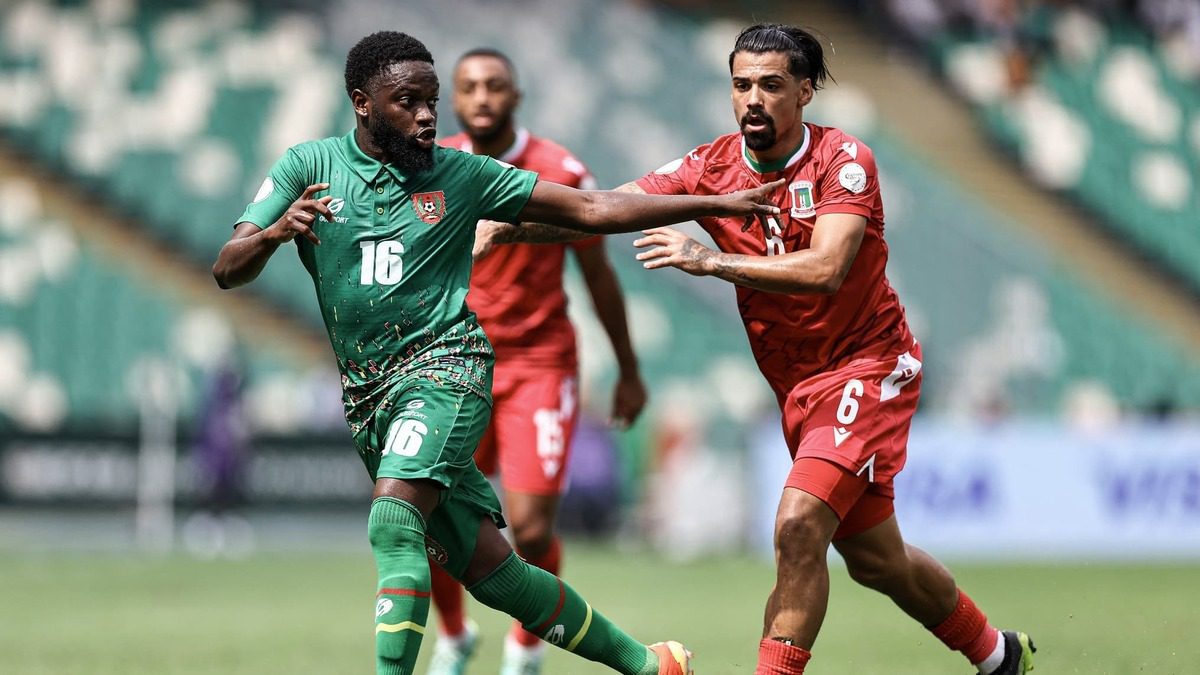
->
xmin=368 ymin=113 xmax=434 ymax=174
xmin=361 ymin=62 xmax=439 ymax=174
xmin=456 ymin=107 xmax=512 ymax=145
xmin=739 ymin=110 xmax=777 ymax=151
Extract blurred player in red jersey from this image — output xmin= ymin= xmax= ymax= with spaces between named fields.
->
xmin=479 ymin=23 xmax=1035 ymax=675
xmin=429 ymin=48 xmax=648 ymax=675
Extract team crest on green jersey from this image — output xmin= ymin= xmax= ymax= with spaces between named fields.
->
xmin=412 ymin=191 xmax=447 ymax=223
xmin=790 ymin=181 xmax=815 ymax=218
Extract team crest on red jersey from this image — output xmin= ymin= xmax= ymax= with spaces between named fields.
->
xmin=790 ymin=181 xmax=816 ymax=218
xmin=412 ymin=191 xmax=446 ymax=223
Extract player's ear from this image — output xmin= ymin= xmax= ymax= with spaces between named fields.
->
xmin=798 ymin=78 xmax=814 ymax=107
xmin=351 ymin=88 xmax=371 ymax=120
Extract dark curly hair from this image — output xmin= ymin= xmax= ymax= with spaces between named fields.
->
xmin=729 ymin=23 xmax=830 ymax=90
xmin=344 ymin=31 xmax=434 ymax=98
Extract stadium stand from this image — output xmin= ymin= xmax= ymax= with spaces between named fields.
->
xmin=1 ymin=0 xmax=1197 ymax=437
xmin=879 ymin=0 xmax=1200 ymax=292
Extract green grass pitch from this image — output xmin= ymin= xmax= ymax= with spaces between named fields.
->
xmin=2 ymin=545 xmax=1198 ymax=673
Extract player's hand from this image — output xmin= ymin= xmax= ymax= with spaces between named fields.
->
xmin=473 ymin=219 xmax=506 ymax=261
xmin=266 ymin=183 xmax=334 ymax=246
xmin=634 ymin=227 xmax=715 ymax=276
xmin=719 ymin=178 xmax=785 ymax=216
xmin=610 ymin=371 xmax=647 ymax=430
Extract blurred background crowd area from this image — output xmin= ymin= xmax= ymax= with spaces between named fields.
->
xmin=0 ymin=0 xmax=1197 ymax=560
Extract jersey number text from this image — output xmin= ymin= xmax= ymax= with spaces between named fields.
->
xmin=360 ymin=240 xmax=405 ymax=285
xmin=764 ymin=216 xmax=785 ymax=256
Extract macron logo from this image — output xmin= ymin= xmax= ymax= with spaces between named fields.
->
xmin=834 ymin=427 xmax=852 ymax=447
xmin=840 ymin=142 xmax=858 ymax=160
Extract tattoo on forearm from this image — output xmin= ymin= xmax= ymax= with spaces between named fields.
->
xmin=709 ymin=251 xmax=757 ymax=284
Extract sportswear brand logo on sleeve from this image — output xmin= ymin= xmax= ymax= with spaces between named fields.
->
xmin=838 ymin=163 xmax=868 ymax=194
xmin=840 ymin=142 xmax=858 ymax=160
xmin=411 ymin=191 xmax=446 ymax=223
xmin=789 ymin=181 xmax=816 ymax=217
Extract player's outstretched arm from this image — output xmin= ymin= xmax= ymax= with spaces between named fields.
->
xmin=634 ymin=212 xmax=867 ymax=294
xmin=473 ymin=183 xmax=647 ymax=258
xmin=518 ymin=178 xmax=782 ymax=234
xmin=213 ymin=183 xmax=334 ymax=289
xmin=474 ymin=180 xmax=782 ymax=257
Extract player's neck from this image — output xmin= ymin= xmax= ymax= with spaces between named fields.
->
xmin=744 ymin=123 xmax=809 ymax=173
xmin=469 ymin=125 xmax=518 ymax=159
xmin=354 ymin=127 xmax=386 ymax=162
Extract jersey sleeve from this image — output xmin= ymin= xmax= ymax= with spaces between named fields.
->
xmin=815 ymin=139 xmax=878 ymax=219
xmin=474 ymin=155 xmax=538 ymax=223
xmin=634 ymin=145 xmax=709 ymax=196
xmin=237 ymin=147 xmax=308 ymax=229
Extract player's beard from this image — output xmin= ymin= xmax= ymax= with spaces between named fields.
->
xmin=457 ymin=109 xmax=513 ymax=147
xmin=740 ymin=112 xmax=777 ymax=151
xmin=369 ymin=116 xmax=434 ymax=174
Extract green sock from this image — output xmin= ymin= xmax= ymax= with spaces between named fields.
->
xmin=368 ymin=497 xmax=431 ymax=675
xmin=467 ymin=553 xmax=658 ymax=675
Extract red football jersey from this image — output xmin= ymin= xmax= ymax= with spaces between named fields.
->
xmin=636 ymin=123 xmax=914 ymax=400
xmin=441 ymin=128 xmax=601 ymax=370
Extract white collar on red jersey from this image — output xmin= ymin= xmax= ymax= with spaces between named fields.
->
xmin=460 ymin=127 xmax=530 ymax=164
xmin=740 ymin=123 xmax=811 ymax=174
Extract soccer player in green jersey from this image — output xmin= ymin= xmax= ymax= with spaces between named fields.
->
xmin=213 ymin=32 xmax=779 ymax=675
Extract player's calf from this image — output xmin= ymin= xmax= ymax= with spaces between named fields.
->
xmin=466 ymin=552 xmax=683 ymax=675
xmin=369 ymin=497 xmax=433 ymax=675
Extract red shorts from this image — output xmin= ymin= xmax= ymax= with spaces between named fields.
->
xmin=475 ymin=366 xmax=579 ymax=496
xmin=782 ymin=345 xmax=923 ymax=540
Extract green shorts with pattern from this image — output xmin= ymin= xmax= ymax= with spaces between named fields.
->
xmin=354 ymin=378 xmax=504 ymax=580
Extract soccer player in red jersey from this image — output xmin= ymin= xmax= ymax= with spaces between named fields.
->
xmin=480 ymin=23 xmax=1035 ymax=675
xmin=429 ymin=48 xmax=648 ymax=675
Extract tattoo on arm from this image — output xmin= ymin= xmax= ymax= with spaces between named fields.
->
xmin=680 ymin=239 xmax=714 ymax=269
xmin=707 ymin=251 xmax=759 ymax=285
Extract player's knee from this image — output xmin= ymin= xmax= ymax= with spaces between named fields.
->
xmin=774 ymin=511 xmax=830 ymax=567
xmin=368 ymin=497 xmax=426 ymax=552
xmin=842 ymin=545 xmax=909 ymax=592
xmin=845 ymin=556 xmax=899 ymax=591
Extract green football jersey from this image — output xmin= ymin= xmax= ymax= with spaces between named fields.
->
xmin=238 ymin=131 xmax=537 ymax=435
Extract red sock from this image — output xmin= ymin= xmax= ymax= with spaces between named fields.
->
xmin=429 ymin=561 xmax=466 ymax=637
xmin=755 ymin=638 xmax=811 ymax=674
xmin=930 ymin=589 xmax=1000 ymax=665
xmin=510 ymin=537 xmax=563 ymax=647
